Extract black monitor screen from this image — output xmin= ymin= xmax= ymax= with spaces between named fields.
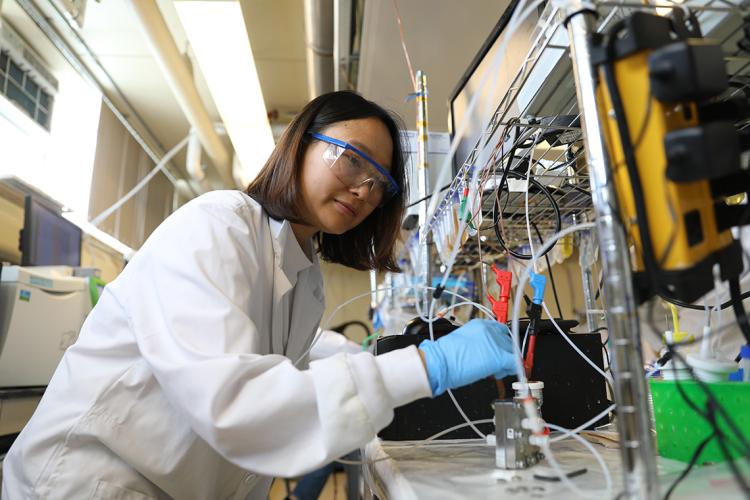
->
xmin=21 ymin=195 xmax=82 ymax=267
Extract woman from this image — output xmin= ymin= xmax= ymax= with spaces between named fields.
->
xmin=2 ymin=91 xmax=515 ymax=499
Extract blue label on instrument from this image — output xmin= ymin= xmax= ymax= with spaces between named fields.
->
xmin=19 ymin=290 xmax=31 ymax=302
xmin=29 ymin=276 xmax=53 ymax=288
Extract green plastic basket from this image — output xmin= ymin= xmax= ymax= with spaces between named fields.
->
xmin=649 ymin=380 xmax=750 ymax=464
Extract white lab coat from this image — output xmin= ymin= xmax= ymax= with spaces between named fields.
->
xmin=2 ymin=191 xmax=431 ymax=500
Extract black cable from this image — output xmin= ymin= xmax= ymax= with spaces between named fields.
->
xmin=598 ymin=336 xmax=617 ymax=399
xmin=601 ymin=340 xmax=612 ymax=370
xmin=715 ymin=420 xmax=750 ymax=496
xmin=702 ymin=396 xmax=750 ymax=495
xmin=667 ymin=354 xmax=750 ymax=497
xmin=662 ymin=290 xmax=750 ymax=311
xmin=729 ymin=276 xmax=750 ymax=345
xmin=492 ymin=170 xmax=562 ymax=259
xmin=532 ymin=222 xmax=563 ymax=318
xmin=602 ymin=32 xmax=663 ymax=296
xmin=330 ymin=320 xmax=372 ymax=337
xmin=571 ymin=326 xmax=609 ymax=335
xmin=668 ymin=347 xmax=750 ymax=457
xmin=663 ymin=431 xmax=716 ymax=500
xmin=594 ymin=273 xmax=603 ymax=302
xmin=406 ymin=184 xmax=451 ymax=208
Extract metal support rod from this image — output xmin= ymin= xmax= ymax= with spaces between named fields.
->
xmin=416 ymin=71 xmax=432 ymax=308
xmin=563 ymin=3 xmax=658 ymax=499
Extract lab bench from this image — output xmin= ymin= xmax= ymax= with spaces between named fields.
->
xmin=361 ymin=436 xmax=750 ymax=499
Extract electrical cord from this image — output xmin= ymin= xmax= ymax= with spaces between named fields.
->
xmin=389 ymin=0 xmax=417 ymax=91
xmin=662 ymin=290 xmax=750 ymax=311
xmin=541 ymin=302 xmax=613 ymax=383
xmin=492 ymin=170 xmax=562 ymax=259
xmin=712 ymin=405 xmax=750 ymax=496
xmin=662 ymin=431 xmax=716 ymax=500
xmin=664 ymin=351 xmax=750 ymax=496
xmin=601 ymin=27 xmax=663 ymax=292
xmin=572 ymin=327 xmax=609 ymax=335
xmin=602 ymin=340 xmax=612 ymax=373
xmin=729 ymin=276 xmax=750 ymax=345
xmin=667 ymin=346 xmax=750 ymax=457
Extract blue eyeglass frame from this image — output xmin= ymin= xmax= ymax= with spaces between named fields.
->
xmin=309 ymin=132 xmax=400 ymax=195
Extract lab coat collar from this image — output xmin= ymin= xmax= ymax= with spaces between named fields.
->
xmin=268 ymin=217 xmax=315 ymax=288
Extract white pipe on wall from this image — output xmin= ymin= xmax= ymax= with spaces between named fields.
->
xmin=185 ymin=130 xmax=210 ymax=193
xmin=303 ymin=0 xmax=334 ymax=98
xmin=130 ymin=0 xmax=234 ymax=188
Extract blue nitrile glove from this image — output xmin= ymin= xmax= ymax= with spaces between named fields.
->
xmin=419 ymin=319 xmax=516 ymax=397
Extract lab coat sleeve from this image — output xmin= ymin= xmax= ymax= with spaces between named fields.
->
xmin=117 ymin=194 xmax=431 ymax=477
xmin=309 ymin=329 xmax=362 ymax=360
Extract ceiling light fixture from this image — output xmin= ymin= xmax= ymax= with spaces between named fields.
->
xmin=174 ymin=0 xmax=274 ymax=187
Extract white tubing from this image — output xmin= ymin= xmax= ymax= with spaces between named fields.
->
xmin=427 ymin=298 xmax=486 ymax=439
xmin=439 ymin=301 xmax=494 ymax=320
xmin=295 ymin=285 xmax=482 ymax=366
xmin=542 ymin=302 xmax=613 ymax=383
xmin=423 ymin=0 xmax=546 ymax=234
xmin=549 ymin=403 xmax=616 ymax=443
xmin=511 ymin=223 xmax=596 ymax=394
xmin=334 ymin=418 xmax=495 ymax=466
xmin=517 ymin=132 xmax=612 ymax=384
xmin=525 ymin=132 xmax=541 ymax=273
xmin=542 ymin=424 xmax=614 ymax=499
xmin=422 ymin=418 xmax=494 ymax=443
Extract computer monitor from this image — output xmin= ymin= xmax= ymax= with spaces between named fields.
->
xmin=447 ymin=0 xmax=544 ymax=173
xmin=20 ymin=195 xmax=82 ymax=267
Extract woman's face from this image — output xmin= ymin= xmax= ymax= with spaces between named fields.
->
xmin=298 ymin=117 xmax=394 ymax=235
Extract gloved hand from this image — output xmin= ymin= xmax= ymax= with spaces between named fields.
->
xmin=419 ymin=319 xmax=516 ymax=397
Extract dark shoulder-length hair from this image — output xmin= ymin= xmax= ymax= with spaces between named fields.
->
xmin=246 ymin=91 xmax=407 ymax=273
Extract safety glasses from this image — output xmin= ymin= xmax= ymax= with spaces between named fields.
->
xmin=309 ymin=132 xmax=399 ymax=207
